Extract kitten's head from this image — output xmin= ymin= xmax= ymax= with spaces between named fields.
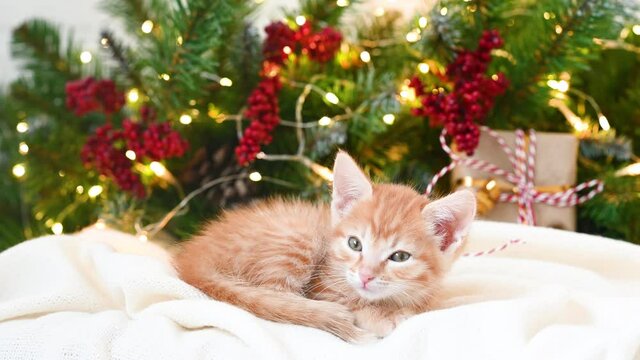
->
xmin=328 ymin=151 xmax=476 ymax=304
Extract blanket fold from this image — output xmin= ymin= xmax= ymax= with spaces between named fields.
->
xmin=1 ymin=221 xmax=640 ymax=360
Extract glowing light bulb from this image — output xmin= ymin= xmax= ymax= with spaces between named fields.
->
xmin=418 ymin=17 xmax=428 ymax=28
xmin=219 ymin=77 xmax=233 ymax=87
xmin=336 ymin=0 xmax=349 ymax=7
xmin=125 ymin=150 xmax=137 ymax=160
xmin=179 ymin=114 xmax=193 ymax=124
xmin=556 ymin=80 xmax=569 ymax=92
xmin=295 ymin=15 xmax=306 ymax=26
xmin=359 ymin=51 xmax=371 ymax=63
xmin=418 ymin=62 xmax=430 ymax=74
xmin=572 ymin=118 xmax=589 ymax=132
xmin=406 ymin=30 xmax=420 ymax=43
xmin=633 ymin=25 xmax=640 ymax=35
xmin=440 ymin=7 xmax=448 ymax=16
xmin=18 ymin=142 xmax=29 ymax=155
xmin=88 ymin=185 xmax=103 ymax=198
xmin=318 ymin=116 xmax=332 ymax=126
xmin=80 ymin=51 xmax=93 ymax=64
xmin=283 ymin=46 xmax=292 ymax=54
xmin=76 ymin=185 xmax=84 ymax=194
xmin=374 ymin=7 xmax=385 ymax=17
xmin=12 ymin=164 xmax=26 ymax=178
xmin=598 ymin=115 xmax=610 ymax=131
xmin=547 ymin=79 xmax=569 ymax=92
xmin=399 ymin=84 xmax=416 ymax=101
xmin=100 ymin=37 xmax=109 ymax=47
xmin=52 ymin=222 xmax=63 ymax=235
xmin=249 ymin=171 xmax=262 ymax=182
xmin=160 ymin=73 xmax=170 ymax=81
xmin=177 ymin=35 xmax=183 ymax=45
xmin=127 ymin=88 xmax=139 ymax=103
xmin=383 ymin=114 xmax=395 ymax=125
xmin=149 ymin=161 xmax=167 ymax=176
xmin=95 ymin=219 xmax=106 ymax=229
xmin=555 ymin=25 xmax=563 ymax=34
xmin=141 ymin=20 xmax=154 ymax=34
xmin=615 ymin=162 xmax=640 ymax=177
xmin=325 ymin=92 xmax=340 ymax=105
xmin=16 ymin=122 xmax=29 ymax=133
xmin=543 ymin=12 xmax=551 ymax=20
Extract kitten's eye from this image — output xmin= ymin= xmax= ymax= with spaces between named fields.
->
xmin=388 ymin=251 xmax=411 ymax=262
xmin=347 ymin=236 xmax=362 ymax=252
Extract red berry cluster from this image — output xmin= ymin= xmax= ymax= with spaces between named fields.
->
xmin=236 ymin=21 xmax=342 ymax=166
xmin=235 ymin=76 xmax=282 ymax=166
xmin=301 ymin=26 xmax=343 ymax=63
xmin=262 ymin=21 xmax=343 ymax=65
xmin=82 ymin=110 xmax=189 ymax=198
xmin=263 ymin=22 xmax=297 ymax=64
xmin=122 ymin=120 xmax=189 ymax=161
xmin=66 ymin=77 xmax=125 ymax=116
xmin=410 ymin=30 xmax=509 ymax=155
xmin=81 ymin=124 xmax=146 ymax=198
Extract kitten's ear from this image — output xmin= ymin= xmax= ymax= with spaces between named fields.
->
xmin=422 ymin=190 xmax=476 ymax=260
xmin=331 ymin=151 xmax=373 ymax=225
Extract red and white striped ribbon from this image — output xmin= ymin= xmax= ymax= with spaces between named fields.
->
xmin=426 ymin=126 xmax=604 ymax=226
xmin=463 ymin=238 xmax=525 ymax=257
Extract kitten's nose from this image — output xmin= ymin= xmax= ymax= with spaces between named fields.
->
xmin=358 ymin=271 xmax=375 ymax=287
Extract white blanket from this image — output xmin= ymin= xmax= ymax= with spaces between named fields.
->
xmin=1 ymin=221 xmax=640 ymax=360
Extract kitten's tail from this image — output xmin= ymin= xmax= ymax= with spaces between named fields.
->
xmin=191 ymin=274 xmax=368 ymax=342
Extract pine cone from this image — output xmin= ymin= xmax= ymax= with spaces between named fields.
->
xmin=180 ymin=144 xmax=255 ymax=208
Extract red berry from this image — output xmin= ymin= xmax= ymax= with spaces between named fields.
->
xmin=66 ymin=77 xmax=125 ymax=116
xmin=235 ymin=75 xmax=282 ymax=165
xmin=410 ymin=30 xmax=508 ymax=155
xmin=263 ymin=22 xmax=296 ymax=64
xmin=82 ymin=109 xmax=189 ymax=197
xmin=300 ymin=26 xmax=342 ymax=63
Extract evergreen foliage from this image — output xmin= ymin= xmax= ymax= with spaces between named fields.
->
xmin=0 ymin=0 xmax=638 ymax=250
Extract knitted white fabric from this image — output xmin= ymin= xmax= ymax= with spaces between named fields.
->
xmin=1 ymin=221 xmax=640 ymax=360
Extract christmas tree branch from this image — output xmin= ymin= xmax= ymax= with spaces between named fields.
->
xmin=532 ymin=0 xmax=592 ymax=74
xmin=11 ymin=19 xmax=77 ymax=79
xmin=514 ymin=0 xmax=617 ymax=99
xmin=100 ymin=30 xmax=144 ymax=88
xmin=100 ymin=0 xmax=153 ymax=35
xmin=298 ymin=0 xmax=355 ymax=25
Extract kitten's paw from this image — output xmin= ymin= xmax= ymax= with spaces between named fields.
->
xmin=315 ymin=302 xmax=382 ymax=343
xmin=316 ymin=302 xmax=367 ymax=342
xmin=350 ymin=328 xmax=379 ymax=345
xmin=354 ymin=309 xmax=396 ymax=338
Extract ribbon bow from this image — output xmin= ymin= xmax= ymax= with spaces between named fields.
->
xmin=426 ymin=126 xmax=604 ymax=226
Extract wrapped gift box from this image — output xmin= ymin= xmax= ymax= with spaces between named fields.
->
xmin=451 ymin=130 xmax=579 ymax=230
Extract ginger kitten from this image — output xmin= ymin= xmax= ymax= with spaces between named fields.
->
xmin=174 ymin=152 xmax=476 ymax=341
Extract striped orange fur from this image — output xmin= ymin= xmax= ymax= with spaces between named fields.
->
xmin=173 ymin=152 xmax=476 ymax=341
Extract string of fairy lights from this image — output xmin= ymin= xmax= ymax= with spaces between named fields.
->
xmin=9 ymin=0 xmax=640 ymax=238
